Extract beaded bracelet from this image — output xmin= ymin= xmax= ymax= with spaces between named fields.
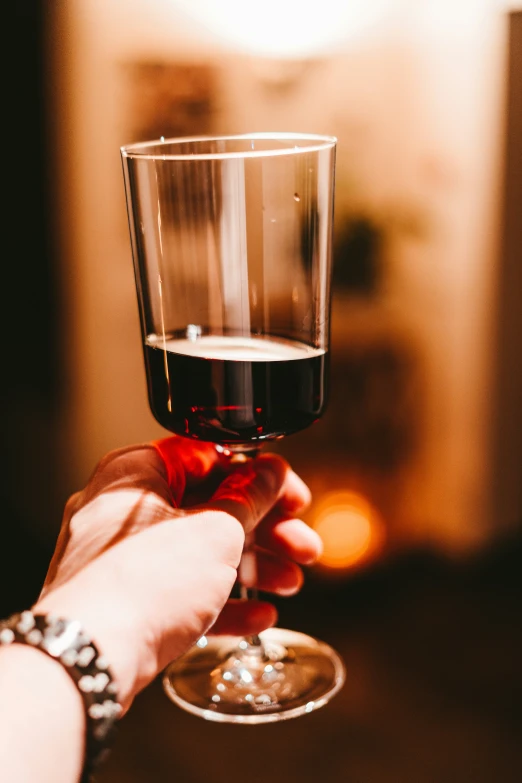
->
xmin=0 ymin=611 xmax=122 ymax=782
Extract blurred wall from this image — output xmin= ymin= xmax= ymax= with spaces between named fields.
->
xmin=43 ymin=0 xmax=521 ymax=554
xmin=0 ymin=3 xmax=59 ymax=614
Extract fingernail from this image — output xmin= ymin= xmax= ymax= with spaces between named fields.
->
xmin=238 ymin=551 xmax=257 ymax=586
xmin=303 ymin=526 xmax=324 ymax=564
xmin=290 ymin=471 xmax=310 ymax=496
xmin=277 ymin=585 xmax=301 ymax=597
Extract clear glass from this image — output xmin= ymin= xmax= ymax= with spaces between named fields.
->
xmin=121 ymin=133 xmax=345 ymax=722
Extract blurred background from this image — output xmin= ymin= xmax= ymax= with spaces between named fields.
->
xmin=3 ymin=1 xmax=522 ymax=780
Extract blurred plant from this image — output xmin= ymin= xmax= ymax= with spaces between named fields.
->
xmin=333 ymin=202 xmax=431 ymax=297
xmin=333 ymin=215 xmax=383 ymax=295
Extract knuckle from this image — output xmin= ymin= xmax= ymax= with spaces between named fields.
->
xmin=91 ymin=445 xmax=130 ymax=474
xmin=63 ymin=491 xmax=82 ymax=517
xmin=140 ymin=489 xmax=173 ymax=516
xmin=258 ymin=453 xmax=290 ymax=477
xmin=91 ymin=444 xmax=160 ymax=482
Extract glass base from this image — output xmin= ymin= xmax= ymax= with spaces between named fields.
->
xmin=163 ymin=627 xmax=346 ymax=724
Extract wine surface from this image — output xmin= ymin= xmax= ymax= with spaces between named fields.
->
xmin=144 ymin=333 xmax=328 ymax=445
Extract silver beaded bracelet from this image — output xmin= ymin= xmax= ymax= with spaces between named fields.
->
xmin=0 ymin=611 xmax=122 ymax=782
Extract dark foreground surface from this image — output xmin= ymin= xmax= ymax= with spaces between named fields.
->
xmin=94 ymin=538 xmax=522 ymax=783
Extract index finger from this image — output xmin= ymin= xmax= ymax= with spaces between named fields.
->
xmin=153 ymin=436 xmax=219 ymax=506
xmin=77 ymin=437 xmax=218 ymax=511
xmin=204 ymin=454 xmax=289 ymax=533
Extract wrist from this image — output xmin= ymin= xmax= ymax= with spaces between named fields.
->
xmin=34 ymin=566 xmax=149 ymax=711
xmin=1 ymin=609 xmax=124 ymax=781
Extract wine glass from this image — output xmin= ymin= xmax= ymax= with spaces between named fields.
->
xmin=120 ymin=133 xmax=345 ymax=723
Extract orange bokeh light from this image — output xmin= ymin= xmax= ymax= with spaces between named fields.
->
xmin=312 ymin=491 xmax=384 ymax=569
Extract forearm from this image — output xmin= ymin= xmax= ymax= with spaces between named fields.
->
xmin=0 ymin=645 xmax=85 ymax=783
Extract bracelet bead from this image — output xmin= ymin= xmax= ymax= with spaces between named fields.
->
xmin=0 ymin=611 xmax=121 ymax=782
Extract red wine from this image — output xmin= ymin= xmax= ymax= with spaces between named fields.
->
xmin=144 ymin=333 xmax=328 ymax=445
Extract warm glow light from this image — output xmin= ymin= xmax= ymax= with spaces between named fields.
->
xmin=172 ymin=0 xmax=391 ymax=59
xmin=313 ymin=491 xmax=383 ymax=569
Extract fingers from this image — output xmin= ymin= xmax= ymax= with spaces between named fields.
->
xmin=209 ymin=599 xmax=278 ymax=637
xmin=154 ymin=443 xmax=310 ymax=526
xmin=205 ymin=454 xmax=287 ymax=533
xmin=256 ymin=515 xmax=323 ymax=565
xmin=153 ymin=437 xmax=219 ymax=506
xmin=277 ymin=469 xmax=312 ymax=515
xmin=208 ymin=541 xmax=311 ymax=636
xmin=77 ymin=437 xmax=219 ymax=512
xmin=242 ymin=549 xmax=304 ymax=595
xmin=79 ymin=444 xmax=174 ymax=507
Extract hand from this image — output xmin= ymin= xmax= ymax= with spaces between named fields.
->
xmin=35 ymin=438 xmax=321 ymax=711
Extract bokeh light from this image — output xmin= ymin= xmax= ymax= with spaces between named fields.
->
xmin=312 ymin=491 xmax=384 ymax=570
xmin=171 ymin=0 xmax=392 ymax=59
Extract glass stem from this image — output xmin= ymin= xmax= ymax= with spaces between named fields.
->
xmin=227 ymin=447 xmax=265 ymax=653
xmin=239 ymin=533 xmax=262 ymax=649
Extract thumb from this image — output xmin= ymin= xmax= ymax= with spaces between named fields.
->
xmin=205 ymin=455 xmax=287 ymax=534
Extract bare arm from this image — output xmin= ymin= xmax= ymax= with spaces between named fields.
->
xmin=0 ymin=645 xmax=84 ymax=783
xmin=0 ymin=439 xmax=320 ymax=782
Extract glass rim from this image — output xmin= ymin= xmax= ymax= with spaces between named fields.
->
xmin=120 ymin=132 xmax=337 ymax=161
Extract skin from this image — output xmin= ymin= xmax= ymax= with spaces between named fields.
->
xmin=0 ymin=437 xmax=321 ymax=783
